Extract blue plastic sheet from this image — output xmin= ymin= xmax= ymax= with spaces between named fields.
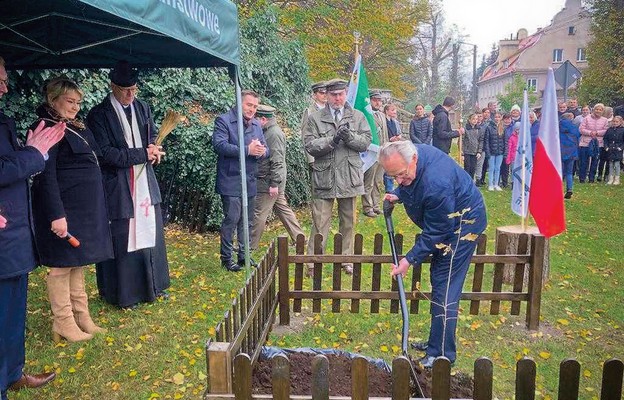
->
xmin=259 ymin=346 xmax=392 ymax=374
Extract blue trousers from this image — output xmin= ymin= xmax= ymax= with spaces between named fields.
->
xmin=0 ymin=274 xmax=28 ymax=400
xmin=562 ymin=159 xmax=575 ymax=192
xmin=220 ymin=195 xmax=255 ymax=263
xmin=488 ymin=155 xmax=503 ymax=188
xmin=578 ymin=147 xmax=599 ymax=182
xmin=426 ymin=237 xmax=479 ymax=363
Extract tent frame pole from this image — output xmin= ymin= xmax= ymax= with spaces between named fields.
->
xmin=235 ymin=67 xmax=251 ymax=275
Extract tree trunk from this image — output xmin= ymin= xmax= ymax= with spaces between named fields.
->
xmin=495 ymin=225 xmax=550 ymax=287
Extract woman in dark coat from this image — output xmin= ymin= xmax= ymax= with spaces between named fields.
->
xmin=603 ymin=115 xmax=624 ymax=185
xmin=409 ymin=104 xmax=432 ymax=145
xmin=483 ymin=112 xmax=507 ymax=191
xmin=86 ymin=61 xmax=170 ymax=309
xmin=30 ymin=77 xmax=113 ymax=343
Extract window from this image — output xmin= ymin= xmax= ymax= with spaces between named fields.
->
xmin=553 ymin=49 xmax=563 ymax=62
xmin=568 ymin=26 xmax=576 ymax=35
xmin=527 ymin=78 xmax=538 ymax=92
xmin=577 ymin=48 xmax=587 ymax=61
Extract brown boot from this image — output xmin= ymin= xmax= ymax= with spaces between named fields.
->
xmin=47 ymin=270 xmax=93 ymax=343
xmin=70 ymin=268 xmax=106 ymax=335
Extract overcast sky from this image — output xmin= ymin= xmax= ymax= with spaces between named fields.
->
xmin=442 ymin=0 xmax=569 ymax=59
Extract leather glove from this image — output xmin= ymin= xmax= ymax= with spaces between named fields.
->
xmin=336 ymin=124 xmax=351 ymax=141
xmin=332 ymin=134 xmax=341 ymax=144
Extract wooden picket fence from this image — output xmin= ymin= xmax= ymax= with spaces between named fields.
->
xmin=206 ymin=232 xmax=551 ymax=397
xmin=206 ymin=240 xmax=279 ymax=394
xmin=206 ymin=353 xmax=624 ymax=400
xmin=278 ymin=232 xmax=545 ymax=330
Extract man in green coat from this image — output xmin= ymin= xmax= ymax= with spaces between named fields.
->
xmin=361 ymin=89 xmax=389 ymax=217
xmin=304 ymin=79 xmax=372 ymax=274
xmin=251 ymin=105 xmax=304 ymax=250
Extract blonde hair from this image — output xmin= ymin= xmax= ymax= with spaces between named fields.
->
xmin=45 ymin=77 xmax=83 ymax=105
xmin=0 ymin=56 xmax=5 ymax=67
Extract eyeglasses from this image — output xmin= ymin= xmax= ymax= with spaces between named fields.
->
xmin=113 ymin=84 xmax=138 ymax=94
xmin=387 ymin=168 xmax=410 ymax=180
xmin=0 ymin=77 xmax=8 ymax=87
xmin=387 ymin=155 xmax=417 ymax=180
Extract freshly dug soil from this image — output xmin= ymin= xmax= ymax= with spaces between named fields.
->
xmin=251 ymin=351 xmax=474 ymax=398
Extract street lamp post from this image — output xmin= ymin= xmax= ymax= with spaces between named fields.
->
xmin=458 ymin=41 xmax=478 ymax=109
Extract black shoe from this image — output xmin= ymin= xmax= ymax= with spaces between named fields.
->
xmin=222 ymin=260 xmax=242 ymax=272
xmin=564 ymin=191 xmax=573 ymax=199
xmin=596 ymin=178 xmax=602 ymax=182
xmin=237 ymin=258 xmax=258 ymax=268
xmin=157 ymin=291 xmax=170 ymax=300
xmin=410 ymin=341 xmax=428 ymax=351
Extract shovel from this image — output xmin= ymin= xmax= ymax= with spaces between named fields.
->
xmin=382 ymin=199 xmax=424 ymax=397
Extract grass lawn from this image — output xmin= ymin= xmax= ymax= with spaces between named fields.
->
xmin=14 ymin=179 xmax=623 ymax=399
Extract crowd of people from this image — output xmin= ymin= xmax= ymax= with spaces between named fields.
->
xmin=0 ymin=58 xmax=170 ymax=398
xmin=400 ymin=98 xmax=623 ymax=199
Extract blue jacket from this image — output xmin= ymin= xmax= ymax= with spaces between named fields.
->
xmin=213 ymin=109 xmax=268 ymax=197
xmin=559 ymin=119 xmax=580 ymax=161
xmin=87 ymin=96 xmax=162 ymax=220
xmin=0 ymin=111 xmax=45 ymax=279
xmin=393 ymin=145 xmax=487 ymax=265
xmin=409 ymin=116 xmax=432 ymax=145
xmin=530 ymin=120 xmax=540 ymax=157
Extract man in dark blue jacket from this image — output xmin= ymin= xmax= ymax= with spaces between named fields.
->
xmin=0 ymin=56 xmax=65 ymax=398
xmin=379 ymin=141 xmax=487 ymax=368
xmin=213 ymin=90 xmax=268 ymax=271
xmin=431 ymin=96 xmax=464 ymax=154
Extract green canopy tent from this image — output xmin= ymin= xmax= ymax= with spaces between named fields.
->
xmin=0 ymin=0 xmax=256 ymax=269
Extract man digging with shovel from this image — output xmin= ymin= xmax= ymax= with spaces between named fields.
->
xmin=379 ymin=141 xmax=487 ymax=368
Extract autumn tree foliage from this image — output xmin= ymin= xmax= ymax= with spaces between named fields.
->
xmin=578 ymin=0 xmax=624 ymax=105
xmin=243 ymin=0 xmax=429 ymax=98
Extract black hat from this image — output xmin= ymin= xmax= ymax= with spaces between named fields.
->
xmin=256 ymin=104 xmax=276 ymax=118
xmin=369 ymin=89 xmax=382 ymax=99
xmin=109 ymin=60 xmax=138 ymax=87
xmin=311 ymin=81 xmax=327 ymax=92
xmin=325 ymin=78 xmax=348 ymax=93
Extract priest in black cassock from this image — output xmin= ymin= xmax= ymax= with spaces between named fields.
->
xmin=87 ymin=61 xmax=170 ymax=309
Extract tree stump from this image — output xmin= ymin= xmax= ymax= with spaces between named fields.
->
xmin=495 ymin=225 xmax=550 ymax=287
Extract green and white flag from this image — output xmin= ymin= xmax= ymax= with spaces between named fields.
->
xmin=347 ymin=54 xmax=379 ymax=172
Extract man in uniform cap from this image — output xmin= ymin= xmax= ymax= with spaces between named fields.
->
xmin=301 ymin=81 xmax=328 ymax=167
xmin=361 ymin=89 xmax=389 ymax=217
xmin=304 ymin=78 xmax=372 ymax=275
xmin=251 ymin=105 xmax=304 ymax=250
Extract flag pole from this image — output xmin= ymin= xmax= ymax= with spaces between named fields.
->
xmin=354 ymin=31 xmax=360 ymax=62
xmin=520 ymin=90 xmax=529 ymax=231
xmin=458 ymin=94 xmax=464 ymax=164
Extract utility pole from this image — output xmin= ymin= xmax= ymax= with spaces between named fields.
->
xmin=458 ymin=41 xmax=478 ymax=108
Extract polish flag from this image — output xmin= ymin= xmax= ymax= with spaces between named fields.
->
xmin=528 ymin=68 xmax=566 ymax=237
